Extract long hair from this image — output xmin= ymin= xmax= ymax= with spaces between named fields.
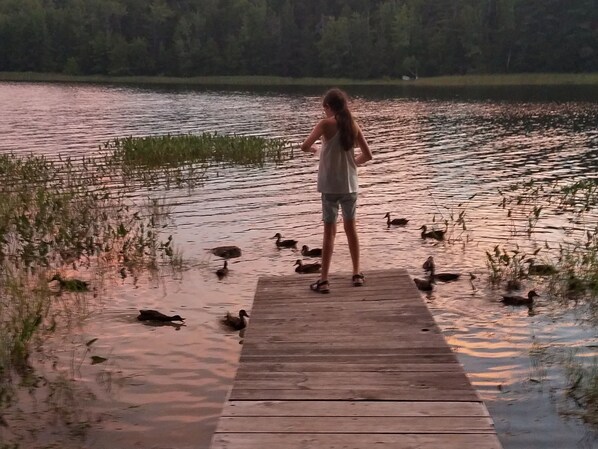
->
xmin=323 ymin=88 xmax=355 ymax=151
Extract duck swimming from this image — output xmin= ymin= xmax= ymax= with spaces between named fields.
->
xmin=216 ymin=260 xmax=229 ymax=278
xmin=419 ymin=225 xmax=445 ymax=240
xmin=413 ymin=276 xmax=434 ymax=292
xmin=384 ymin=212 xmax=409 ymax=227
xmin=301 ymin=245 xmax=322 ymax=257
xmin=50 ymin=274 xmax=89 ymax=292
xmin=501 ymin=290 xmax=539 ymax=307
xmin=272 ymin=233 xmax=298 ymax=248
xmin=422 ymin=257 xmax=460 ymax=281
xmin=137 ymin=310 xmax=185 ymax=322
xmin=526 ymin=259 xmax=557 ymax=276
xmin=294 ymin=259 xmax=322 ymax=274
xmin=222 ymin=309 xmax=249 ymax=330
xmin=422 ymin=256 xmax=434 ymax=272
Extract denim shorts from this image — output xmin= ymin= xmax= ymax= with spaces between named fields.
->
xmin=321 ymin=192 xmax=358 ymax=223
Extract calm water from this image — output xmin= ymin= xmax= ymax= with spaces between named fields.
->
xmin=1 ymin=81 xmax=598 ymax=449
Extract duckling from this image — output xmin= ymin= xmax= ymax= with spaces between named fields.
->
xmin=501 ymin=290 xmax=539 ymax=307
xmin=137 ymin=310 xmax=185 ymax=322
xmin=413 ymin=276 xmax=434 ymax=292
xmin=294 ymin=259 xmax=322 ymax=274
xmin=50 ymin=274 xmax=89 ymax=292
xmin=384 ymin=212 xmax=409 ymax=227
xmin=272 ymin=233 xmax=298 ymax=248
xmin=526 ymin=259 xmax=557 ymax=276
xmin=301 ymin=245 xmax=322 ymax=257
xmin=216 ymin=260 xmax=229 ymax=279
xmin=222 ymin=309 xmax=249 ymax=330
xmin=419 ymin=225 xmax=445 ymax=241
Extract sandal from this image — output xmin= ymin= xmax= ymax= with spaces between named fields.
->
xmin=352 ymin=273 xmax=365 ymax=287
xmin=310 ymin=279 xmax=330 ymax=294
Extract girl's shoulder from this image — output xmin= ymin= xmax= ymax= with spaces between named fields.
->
xmin=320 ymin=117 xmax=338 ymax=139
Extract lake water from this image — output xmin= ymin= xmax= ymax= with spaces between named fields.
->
xmin=1 ymin=81 xmax=598 ymax=449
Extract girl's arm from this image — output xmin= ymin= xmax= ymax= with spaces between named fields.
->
xmin=354 ymin=126 xmax=372 ymax=165
xmin=301 ymin=120 xmax=326 ymax=154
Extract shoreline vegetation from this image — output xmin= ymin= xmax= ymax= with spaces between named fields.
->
xmin=1 ymin=72 xmax=598 ymax=87
xmin=0 ymin=133 xmax=289 ymax=446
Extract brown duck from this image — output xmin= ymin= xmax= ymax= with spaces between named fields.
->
xmin=222 ymin=309 xmax=249 ymax=330
xmin=413 ymin=276 xmax=434 ymax=292
xmin=419 ymin=225 xmax=445 ymax=240
xmin=384 ymin=212 xmax=409 ymax=227
xmin=294 ymin=259 xmax=322 ymax=274
xmin=216 ymin=260 xmax=229 ymax=278
xmin=301 ymin=245 xmax=322 ymax=257
xmin=137 ymin=310 xmax=185 ymax=322
xmin=273 ymin=233 xmax=298 ymax=248
xmin=423 ymin=257 xmax=460 ymax=281
xmin=501 ymin=290 xmax=539 ymax=307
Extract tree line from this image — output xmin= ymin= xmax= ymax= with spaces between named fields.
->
xmin=0 ymin=0 xmax=596 ymax=79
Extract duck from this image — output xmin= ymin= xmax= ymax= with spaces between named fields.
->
xmin=422 ymin=256 xmax=434 ymax=272
xmin=294 ymin=259 xmax=322 ymax=274
xmin=222 ymin=309 xmax=249 ymax=330
xmin=422 ymin=257 xmax=460 ymax=282
xmin=413 ymin=276 xmax=434 ymax=292
xmin=272 ymin=233 xmax=298 ymax=248
xmin=301 ymin=245 xmax=322 ymax=257
xmin=501 ymin=290 xmax=539 ymax=307
xmin=384 ymin=212 xmax=409 ymax=227
xmin=211 ymin=245 xmax=242 ymax=259
xmin=526 ymin=259 xmax=557 ymax=276
xmin=419 ymin=225 xmax=445 ymax=240
xmin=216 ymin=260 xmax=229 ymax=278
xmin=137 ymin=310 xmax=185 ymax=322
xmin=50 ymin=274 xmax=89 ymax=292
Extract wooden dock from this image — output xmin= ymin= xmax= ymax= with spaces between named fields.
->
xmin=210 ymin=269 xmax=503 ymax=449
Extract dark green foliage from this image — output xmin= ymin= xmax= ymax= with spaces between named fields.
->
xmin=0 ymin=0 xmax=595 ymax=78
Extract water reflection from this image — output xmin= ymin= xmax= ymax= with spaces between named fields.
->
xmin=1 ymin=81 xmax=597 ymax=448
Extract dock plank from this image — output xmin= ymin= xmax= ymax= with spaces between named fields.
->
xmin=208 ymin=269 xmax=503 ymax=449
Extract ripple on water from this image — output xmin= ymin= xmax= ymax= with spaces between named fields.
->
xmin=1 ymin=82 xmax=597 ymax=448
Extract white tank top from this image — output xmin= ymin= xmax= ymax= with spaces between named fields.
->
xmin=317 ymin=132 xmax=358 ymax=194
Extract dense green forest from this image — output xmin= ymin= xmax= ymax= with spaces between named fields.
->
xmin=0 ymin=0 xmax=596 ymax=78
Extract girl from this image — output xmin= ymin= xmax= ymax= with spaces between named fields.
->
xmin=301 ymin=88 xmax=373 ymax=293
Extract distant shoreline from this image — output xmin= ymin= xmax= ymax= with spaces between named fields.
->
xmin=1 ymin=72 xmax=597 ymax=87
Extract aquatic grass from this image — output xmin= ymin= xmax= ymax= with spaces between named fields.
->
xmin=485 ymin=244 xmax=537 ymax=287
xmin=0 ymin=151 xmax=186 ymax=444
xmin=427 ymin=192 xmax=475 ymax=244
xmin=563 ymin=352 xmax=598 ymax=426
xmin=103 ymin=133 xmax=290 ymax=189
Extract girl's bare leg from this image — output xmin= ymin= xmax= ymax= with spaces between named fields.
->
xmin=320 ymin=222 xmax=336 ymax=281
xmin=343 ymin=219 xmax=360 ymax=275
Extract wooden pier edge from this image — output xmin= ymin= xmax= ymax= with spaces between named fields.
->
xmin=209 ymin=268 xmax=503 ymax=449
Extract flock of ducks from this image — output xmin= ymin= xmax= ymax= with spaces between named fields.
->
xmin=413 ymin=255 xmax=543 ymax=310
xmin=48 ymin=210 xmax=553 ymax=333
xmin=216 ymin=233 xmax=323 ymax=331
xmin=385 ymin=212 xmax=446 ymax=241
